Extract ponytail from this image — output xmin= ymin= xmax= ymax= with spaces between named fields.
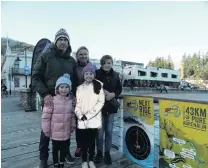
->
xmin=92 ymin=80 xmax=101 ymax=94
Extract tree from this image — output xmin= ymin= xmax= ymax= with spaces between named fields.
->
xmin=201 ymin=63 xmax=208 ymax=80
xmin=182 ymin=51 xmax=208 ymax=80
xmin=1 ymin=37 xmax=34 ymax=55
xmin=148 ymin=56 xmax=175 ymax=69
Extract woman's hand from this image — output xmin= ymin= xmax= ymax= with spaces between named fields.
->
xmin=106 ymin=92 xmax=115 ymax=101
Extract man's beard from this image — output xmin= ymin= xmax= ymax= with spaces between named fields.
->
xmin=59 ymin=47 xmax=67 ymax=52
xmin=57 ymin=45 xmax=70 ymax=54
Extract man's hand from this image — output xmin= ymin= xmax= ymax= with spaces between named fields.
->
xmin=44 ymin=94 xmax=53 ymax=107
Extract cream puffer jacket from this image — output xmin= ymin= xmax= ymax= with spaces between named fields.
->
xmin=75 ymin=81 xmax=105 ymax=129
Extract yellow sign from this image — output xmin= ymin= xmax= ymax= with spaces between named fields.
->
xmin=123 ymin=96 xmax=154 ymax=125
xmin=159 ymin=100 xmax=208 ymax=168
xmin=123 ymin=96 xmax=155 ymax=168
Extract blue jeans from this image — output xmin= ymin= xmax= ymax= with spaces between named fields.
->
xmin=96 ymin=113 xmax=115 ymax=152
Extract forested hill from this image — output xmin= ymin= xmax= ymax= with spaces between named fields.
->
xmin=1 ymin=37 xmax=34 ymax=55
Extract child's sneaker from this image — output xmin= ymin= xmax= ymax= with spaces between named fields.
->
xmin=74 ymin=147 xmax=81 ymax=158
xmin=65 ymin=153 xmax=75 ymax=164
xmin=82 ymin=162 xmax=88 ymax=168
xmin=89 ymin=161 xmax=96 ymax=168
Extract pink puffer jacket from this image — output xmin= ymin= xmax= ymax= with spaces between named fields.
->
xmin=42 ymin=94 xmax=76 ymax=141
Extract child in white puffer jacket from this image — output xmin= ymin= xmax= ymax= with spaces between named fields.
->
xmin=74 ymin=62 xmax=105 ymax=168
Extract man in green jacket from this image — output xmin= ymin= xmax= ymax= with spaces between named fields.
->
xmin=32 ymin=28 xmax=78 ymax=168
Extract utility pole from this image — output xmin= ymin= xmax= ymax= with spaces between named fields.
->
xmin=25 ymin=47 xmax=27 ymax=88
xmin=9 ymin=67 xmax=12 ymax=95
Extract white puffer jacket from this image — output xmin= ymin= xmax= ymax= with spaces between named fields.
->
xmin=75 ymin=81 xmax=105 ymax=129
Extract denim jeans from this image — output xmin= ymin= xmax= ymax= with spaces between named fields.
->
xmin=96 ymin=113 xmax=115 ymax=152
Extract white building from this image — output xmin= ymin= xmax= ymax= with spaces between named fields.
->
xmin=1 ymin=39 xmax=33 ymax=92
xmin=123 ymin=65 xmax=180 ymax=87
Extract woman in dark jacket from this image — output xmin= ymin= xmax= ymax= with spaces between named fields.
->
xmin=95 ymin=55 xmax=122 ymax=165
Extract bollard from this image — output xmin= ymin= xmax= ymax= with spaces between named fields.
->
xmin=19 ymin=88 xmax=37 ymax=112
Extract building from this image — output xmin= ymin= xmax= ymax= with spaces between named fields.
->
xmin=180 ymin=64 xmax=184 ymax=80
xmin=1 ymin=39 xmax=33 ymax=92
xmin=123 ymin=65 xmax=180 ymax=87
xmin=121 ymin=60 xmax=144 ymax=68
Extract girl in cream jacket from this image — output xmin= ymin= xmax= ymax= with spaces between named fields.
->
xmin=74 ymin=62 xmax=105 ymax=168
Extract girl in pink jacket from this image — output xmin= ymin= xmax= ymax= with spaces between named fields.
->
xmin=42 ymin=74 xmax=76 ymax=168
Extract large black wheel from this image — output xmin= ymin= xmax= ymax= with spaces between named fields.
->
xmin=125 ymin=126 xmax=151 ymax=160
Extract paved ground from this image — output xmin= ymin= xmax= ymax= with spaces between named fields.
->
xmin=1 ymin=96 xmax=141 ymax=168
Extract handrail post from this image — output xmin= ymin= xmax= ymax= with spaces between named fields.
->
xmin=119 ymin=99 xmax=124 ymax=153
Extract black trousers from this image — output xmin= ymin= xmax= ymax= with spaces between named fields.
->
xmin=77 ymin=128 xmax=97 ymax=162
xmin=76 ymin=118 xmax=81 ymax=148
xmin=76 ymin=127 xmax=95 ymax=155
xmin=52 ymin=139 xmax=69 ymax=164
xmin=39 ymin=130 xmax=70 ymax=160
xmin=75 ymin=119 xmax=95 ymax=154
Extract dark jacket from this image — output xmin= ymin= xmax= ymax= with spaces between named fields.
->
xmin=32 ymin=45 xmax=78 ymax=98
xmin=95 ymin=68 xmax=122 ymax=114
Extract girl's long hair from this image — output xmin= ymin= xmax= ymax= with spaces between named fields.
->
xmin=92 ymin=79 xmax=101 ymax=95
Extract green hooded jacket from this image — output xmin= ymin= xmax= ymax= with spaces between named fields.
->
xmin=32 ymin=44 xmax=78 ymax=98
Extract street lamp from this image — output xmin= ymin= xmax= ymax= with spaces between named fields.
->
xmin=9 ymin=56 xmax=21 ymax=95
